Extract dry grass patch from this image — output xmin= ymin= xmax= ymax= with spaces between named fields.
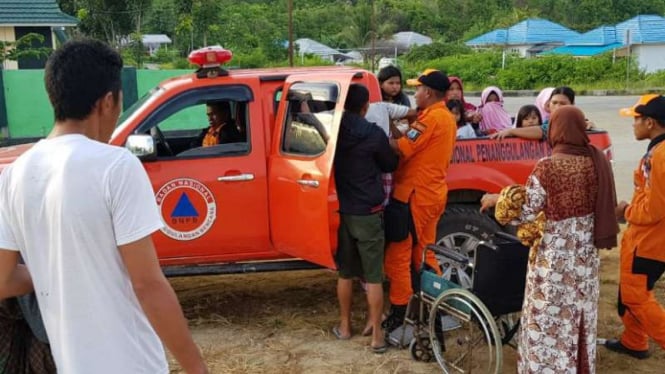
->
xmin=168 ymin=251 xmax=665 ymax=373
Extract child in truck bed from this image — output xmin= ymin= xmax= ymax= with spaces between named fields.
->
xmin=377 ymin=66 xmax=411 ymax=107
xmin=514 ymin=104 xmax=543 ymax=128
xmin=447 ymin=99 xmax=476 ymax=139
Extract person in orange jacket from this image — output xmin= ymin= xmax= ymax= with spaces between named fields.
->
xmin=606 ymin=95 xmax=665 ymax=359
xmin=382 ymin=69 xmax=457 ymax=330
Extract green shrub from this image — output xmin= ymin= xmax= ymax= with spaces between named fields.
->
xmin=403 ymin=42 xmax=474 ymax=62
xmin=232 ymin=49 xmax=268 ymax=68
xmin=641 ymin=70 xmax=665 ymax=88
xmin=149 ymin=48 xmax=181 ymax=64
xmin=401 ymin=51 xmax=645 ymax=90
xmin=160 ymin=57 xmax=193 ymax=70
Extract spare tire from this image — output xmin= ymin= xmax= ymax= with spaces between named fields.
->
xmin=434 ymin=204 xmax=502 ymax=287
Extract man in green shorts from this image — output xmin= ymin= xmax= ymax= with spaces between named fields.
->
xmin=332 ymin=84 xmax=398 ymax=353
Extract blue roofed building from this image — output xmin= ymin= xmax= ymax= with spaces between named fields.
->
xmin=544 ymin=15 xmax=665 ymax=73
xmin=542 ymin=25 xmax=624 ymax=57
xmin=466 ymin=18 xmax=580 ymax=57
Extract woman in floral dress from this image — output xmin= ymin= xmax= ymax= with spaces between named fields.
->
xmin=481 ymin=106 xmax=619 ymax=373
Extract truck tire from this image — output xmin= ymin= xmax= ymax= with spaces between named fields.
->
xmin=434 ymin=205 xmax=502 ymax=286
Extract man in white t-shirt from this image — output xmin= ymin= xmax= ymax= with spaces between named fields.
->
xmin=0 ymin=39 xmax=207 ymax=374
xmin=365 ymin=102 xmax=415 ymax=137
xmin=365 ymin=102 xmax=416 ymax=206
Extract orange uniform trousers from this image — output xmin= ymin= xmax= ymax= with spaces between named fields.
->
xmin=384 ymin=196 xmax=445 ymax=306
xmin=618 ymin=240 xmax=665 ymax=351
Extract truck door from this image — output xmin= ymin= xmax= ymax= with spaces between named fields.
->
xmin=129 ymin=85 xmax=272 ymax=263
xmin=268 ymin=73 xmax=354 ymax=269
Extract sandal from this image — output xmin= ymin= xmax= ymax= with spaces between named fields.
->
xmin=332 ymin=326 xmax=351 ymax=340
xmin=371 ymin=344 xmax=388 ymax=354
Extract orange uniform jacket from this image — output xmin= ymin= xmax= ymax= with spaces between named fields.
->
xmin=393 ymin=102 xmax=457 ymax=205
xmin=384 ymin=101 xmax=456 ymax=306
xmin=618 ymin=135 xmax=665 ymax=352
xmin=624 ymin=140 xmax=665 ymax=262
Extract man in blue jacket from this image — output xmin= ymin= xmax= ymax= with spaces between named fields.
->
xmin=332 ymin=84 xmax=398 ymax=353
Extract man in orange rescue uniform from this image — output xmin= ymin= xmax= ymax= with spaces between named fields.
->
xmin=382 ymin=69 xmax=457 ymax=329
xmin=605 ymin=95 xmax=665 ymax=359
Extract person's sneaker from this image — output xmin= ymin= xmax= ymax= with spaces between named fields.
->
xmin=381 ymin=305 xmax=406 ymax=334
xmin=604 ymin=339 xmax=650 ymax=359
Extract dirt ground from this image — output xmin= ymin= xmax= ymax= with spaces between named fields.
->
xmin=167 ymin=237 xmax=665 ymax=374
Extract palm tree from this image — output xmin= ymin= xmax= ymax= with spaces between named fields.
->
xmin=336 ymin=0 xmax=395 ymax=69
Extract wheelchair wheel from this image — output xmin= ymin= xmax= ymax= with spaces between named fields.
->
xmin=496 ymin=312 xmax=521 ymax=348
xmin=409 ymin=334 xmax=434 ymax=362
xmin=428 ymin=289 xmax=502 ymax=374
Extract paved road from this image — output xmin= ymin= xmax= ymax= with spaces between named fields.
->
xmin=500 ymin=95 xmax=642 ymax=201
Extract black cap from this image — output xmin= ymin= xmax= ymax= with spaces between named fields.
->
xmin=637 ymin=96 xmax=665 ymax=121
xmin=620 ymin=94 xmax=665 ymax=121
xmin=406 ymin=69 xmax=450 ymax=92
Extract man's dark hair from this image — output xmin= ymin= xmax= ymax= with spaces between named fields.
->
xmin=551 ymin=86 xmax=576 ymax=105
xmin=344 ymin=84 xmax=369 ymax=114
xmin=44 ymin=38 xmax=123 ymax=121
xmin=207 ymin=101 xmax=231 ymax=113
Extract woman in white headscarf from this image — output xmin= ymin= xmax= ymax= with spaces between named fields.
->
xmin=535 ymin=87 xmax=555 ymax=123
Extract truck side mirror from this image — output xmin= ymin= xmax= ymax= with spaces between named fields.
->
xmin=125 ymin=134 xmax=157 ymax=161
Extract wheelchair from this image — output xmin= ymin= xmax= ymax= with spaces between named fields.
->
xmin=388 ymin=232 xmax=529 ymax=373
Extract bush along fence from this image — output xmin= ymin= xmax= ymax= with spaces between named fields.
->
xmin=400 ymin=51 xmax=665 ymax=92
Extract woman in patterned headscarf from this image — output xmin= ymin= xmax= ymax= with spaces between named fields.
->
xmin=480 ymin=106 xmax=618 ymax=373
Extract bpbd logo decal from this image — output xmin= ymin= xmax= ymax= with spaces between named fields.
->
xmin=155 ymin=178 xmax=216 ymax=240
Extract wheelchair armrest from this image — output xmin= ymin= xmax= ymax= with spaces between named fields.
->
xmin=494 ymin=231 xmax=520 ymax=243
xmin=426 ymin=244 xmax=469 ymax=267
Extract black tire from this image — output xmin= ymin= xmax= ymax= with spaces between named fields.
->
xmin=434 ymin=205 xmax=502 ymax=285
xmin=436 ymin=204 xmax=501 ymax=249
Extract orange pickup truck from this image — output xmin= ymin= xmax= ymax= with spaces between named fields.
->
xmin=0 ymin=48 xmax=613 ymax=276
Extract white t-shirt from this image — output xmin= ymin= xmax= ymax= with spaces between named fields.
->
xmin=0 ymin=134 xmax=167 ymax=373
xmin=456 ymin=123 xmax=477 ymax=139
xmin=365 ymin=102 xmax=410 ymax=136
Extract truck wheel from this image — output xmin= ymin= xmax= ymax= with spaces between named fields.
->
xmin=435 ymin=205 xmax=501 ymax=284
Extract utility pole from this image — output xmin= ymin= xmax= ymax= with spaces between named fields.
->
xmin=288 ymin=0 xmax=294 ymax=67
xmin=625 ymin=29 xmax=631 ymax=89
xmin=370 ymin=0 xmax=376 ymax=72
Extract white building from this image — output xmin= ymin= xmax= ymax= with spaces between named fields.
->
xmin=0 ymin=0 xmax=78 ymax=69
xmin=294 ymin=38 xmax=349 ymax=63
xmin=142 ymin=34 xmax=172 ymax=56
xmin=615 ymin=15 xmax=665 ymax=73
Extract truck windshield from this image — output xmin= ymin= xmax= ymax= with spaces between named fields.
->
xmin=116 ymin=87 xmax=164 ymax=128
